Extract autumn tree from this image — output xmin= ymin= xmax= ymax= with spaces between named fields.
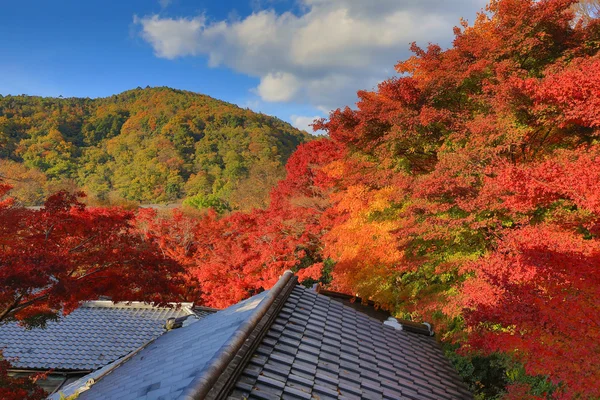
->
xmin=2 ymin=1 xmax=598 ymax=397
xmin=139 ymin=139 xmax=342 ymax=308
xmin=0 ymin=185 xmax=185 ymax=326
xmin=304 ymin=0 xmax=600 ymax=397
xmin=0 ymin=160 xmax=47 ymax=205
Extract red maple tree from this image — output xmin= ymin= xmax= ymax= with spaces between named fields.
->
xmin=0 ymin=356 xmax=46 ymax=400
xmin=0 ymin=185 xmax=184 ymax=325
xmin=0 ymin=184 xmax=185 ymax=398
xmin=3 ymin=1 xmax=599 ymax=398
xmin=310 ymin=0 xmax=600 ymax=397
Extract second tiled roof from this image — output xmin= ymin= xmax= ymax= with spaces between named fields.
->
xmin=73 ymin=291 xmax=271 ymax=400
xmin=0 ymin=301 xmax=196 ymax=371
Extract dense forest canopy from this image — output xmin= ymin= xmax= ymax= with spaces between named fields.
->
xmin=0 ymin=87 xmax=310 ymax=209
xmin=2 ymin=0 xmax=600 ymax=399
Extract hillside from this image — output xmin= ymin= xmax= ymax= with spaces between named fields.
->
xmin=0 ymin=87 xmax=311 ymax=208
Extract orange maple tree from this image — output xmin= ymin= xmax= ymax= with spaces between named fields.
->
xmin=310 ymin=0 xmax=599 ymax=397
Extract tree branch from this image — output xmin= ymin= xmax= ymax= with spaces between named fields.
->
xmin=0 ymin=294 xmax=23 ymax=323
xmin=2 ymin=261 xmax=122 ymax=321
xmin=68 ymin=234 xmax=98 ymax=253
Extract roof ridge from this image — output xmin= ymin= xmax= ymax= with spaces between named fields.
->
xmin=82 ymin=301 xmax=195 ymax=314
xmin=192 ymin=305 xmax=221 ymax=312
xmin=181 ymin=270 xmax=297 ymax=400
xmin=313 ymin=284 xmax=435 ymax=335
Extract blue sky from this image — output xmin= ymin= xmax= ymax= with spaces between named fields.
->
xmin=0 ymin=0 xmax=486 ymax=132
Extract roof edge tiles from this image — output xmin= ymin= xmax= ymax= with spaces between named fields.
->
xmin=207 ymin=272 xmax=299 ymax=400
xmin=193 ymin=305 xmax=221 ymax=313
xmin=315 ymin=283 xmax=436 ymax=336
xmin=181 ymin=270 xmax=297 ymax=400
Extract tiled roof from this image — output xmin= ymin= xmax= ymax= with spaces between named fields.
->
xmin=67 ymin=291 xmax=271 ymax=400
xmin=0 ymin=301 xmax=197 ymax=371
xmin=229 ymin=285 xmax=472 ymax=400
xmin=56 ymin=273 xmax=473 ymax=399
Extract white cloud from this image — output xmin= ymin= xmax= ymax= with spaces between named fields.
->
xmin=134 ymin=15 xmax=205 ymax=59
xmin=257 ymin=72 xmax=301 ymax=102
xmin=291 ymin=114 xmax=321 ymax=133
xmin=134 ymin=0 xmax=487 ymax=111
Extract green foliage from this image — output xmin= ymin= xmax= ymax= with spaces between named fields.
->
xmin=183 ymin=193 xmax=232 ymax=214
xmin=445 ymin=347 xmax=509 ymax=400
xmin=505 ymin=364 xmax=561 ymax=398
xmin=0 ymin=87 xmax=310 ymax=206
xmin=445 ymin=339 xmax=561 ymax=399
xmin=446 ymin=345 xmax=559 ymax=399
xmin=18 ymin=313 xmax=60 ymax=330
xmin=296 ymin=258 xmax=335 ymax=288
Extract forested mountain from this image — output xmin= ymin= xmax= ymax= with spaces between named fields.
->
xmin=0 ymin=87 xmax=310 ymax=208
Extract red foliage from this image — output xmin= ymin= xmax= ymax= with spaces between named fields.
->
xmin=134 ymin=2 xmax=597 ymax=396
xmin=110 ymin=2 xmax=600 ymax=397
xmin=533 ymin=57 xmax=600 ymax=128
xmin=455 ymin=147 xmax=600 ymax=397
xmin=0 ymin=185 xmax=185 ymax=326
xmin=304 ymin=0 xmax=600 ymax=397
xmin=4 ymin=0 xmax=598 ymax=397
xmin=140 ymin=139 xmax=343 ymax=308
xmin=462 ymin=224 xmax=600 ymax=398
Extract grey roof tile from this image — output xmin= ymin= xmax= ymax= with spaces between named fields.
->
xmin=0 ymin=301 xmax=197 ymax=371
xmin=282 ymin=384 xmax=312 ymax=399
xmin=250 ymin=386 xmax=282 ymax=400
